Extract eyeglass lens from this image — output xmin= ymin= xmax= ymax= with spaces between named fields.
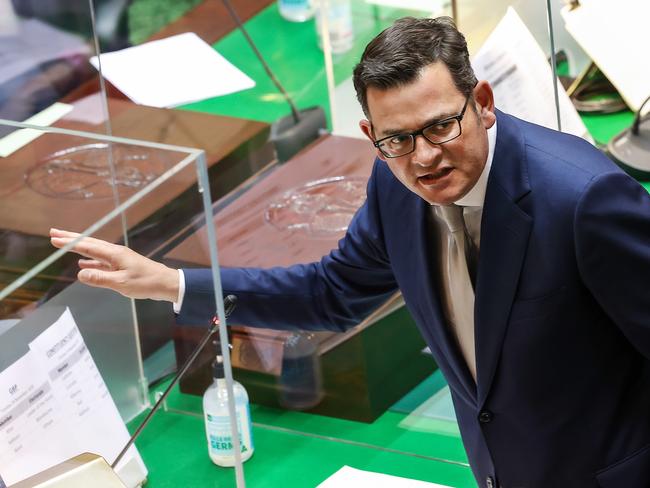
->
xmin=378 ymin=119 xmax=461 ymax=157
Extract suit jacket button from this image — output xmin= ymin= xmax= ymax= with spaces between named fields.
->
xmin=479 ymin=410 xmax=493 ymax=423
xmin=486 ymin=476 xmax=495 ymax=488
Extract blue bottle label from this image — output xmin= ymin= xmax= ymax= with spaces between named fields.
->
xmin=206 ymin=407 xmax=253 ymax=455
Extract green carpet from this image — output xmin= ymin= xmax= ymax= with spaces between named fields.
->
xmin=129 ymin=0 xmax=202 ymax=45
xmin=129 ymin=397 xmax=475 ymax=487
xmin=152 ymin=374 xmax=468 ymax=466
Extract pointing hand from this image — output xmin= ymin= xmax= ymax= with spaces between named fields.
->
xmin=50 ymin=228 xmax=179 ymax=303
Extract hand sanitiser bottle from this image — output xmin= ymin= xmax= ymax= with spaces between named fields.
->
xmin=278 ymin=0 xmax=314 ymax=22
xmin=203 ymin=355 xmax=254 ymax=466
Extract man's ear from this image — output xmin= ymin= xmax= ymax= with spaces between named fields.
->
xmin=473 ymin=80 xmax=496 ymax=129
xmin=359 ymin=119 xmax=386 ymax=161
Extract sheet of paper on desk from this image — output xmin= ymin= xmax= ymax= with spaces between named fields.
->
xmin=0 ymin=102 xmax=73 ymax=158
xmin=561 ymin=0 xmax=650 ymax=112
xmin=0 ymin=352 xmax=81 ymax=485
xmin=317 ymin=466 xmax=454 ymax=488
xmin=90 ymin=32 xmax=256 ymax=108
xmin=28 ymin=308 xmax=146 ymax=475
xmin=472 ymin=8 xmax=591 ymax=142
xmin=0 ymin=308 xmax=146 ymax=486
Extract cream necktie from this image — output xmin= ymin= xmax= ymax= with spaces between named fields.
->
xmin=438 ymin=204 xmax=477 ymax=381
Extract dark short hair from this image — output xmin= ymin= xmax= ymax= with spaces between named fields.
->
xmin=353 ymin=16 xmax=478 ymax=118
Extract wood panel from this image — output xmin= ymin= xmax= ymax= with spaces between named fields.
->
xmin=164 ymin=135 xmax=376 ymax=268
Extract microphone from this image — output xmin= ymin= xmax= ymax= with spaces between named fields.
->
xmin=220 ymin=0 xmax=327 ymax=162
xmin=111 ymin=294 xmax=238 ymax=469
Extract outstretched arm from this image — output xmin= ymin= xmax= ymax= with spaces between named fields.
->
xmin=50 ymin=161 xmax=399 ymax=332
xmin=49 ymin=228 xmax=179 ymax=303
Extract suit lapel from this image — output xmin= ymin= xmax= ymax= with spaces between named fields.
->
xmin=475 ymin=111 xmax=532 ymax=406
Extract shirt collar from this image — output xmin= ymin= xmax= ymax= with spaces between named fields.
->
xmin=452 ymin=119 xmax=497 ymax=208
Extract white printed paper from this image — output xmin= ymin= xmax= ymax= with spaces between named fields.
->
xmin=561 ymin=0 xmax=650 ymax=112
xmin=318 ymin=466 xmax=454 ymax=488
xmin=472 ymin=8 xmax=591 ymax=141
xmin=0 ymin=308 xmax=146 ymax=486
xmin=0 ymin=353 xmax=80 ymax=485
xmin=90 ymin=32 xmax=256 ymax=108
xmin=0 ymin=102 xmax=73 ymax=158
xmin=28 ymin=308 xmax=145 ymax=472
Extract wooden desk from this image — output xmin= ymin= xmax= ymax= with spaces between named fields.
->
xmin=148 ymin=0 xmax=275 ymax=44
xmin=164 ymin=134 xmax=374 ymax=268
xmin=1 ymin=97 xmax=270 ymax=242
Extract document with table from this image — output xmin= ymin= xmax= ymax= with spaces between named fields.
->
xmin=0 ymin=308 xmax=146 ymax=487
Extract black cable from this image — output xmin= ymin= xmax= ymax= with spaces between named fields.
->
xmin=568 ymin=63 xmax=627 ymax=114
xmin=220 ymin=0 xmax=301 ymax=124
xmin=632 ymin=95 xmax=650 ymax=136
xmin=111 ymin=295 xmax=238 ymax=469
xmin=571 ymin=78 xmax=627 ymax=114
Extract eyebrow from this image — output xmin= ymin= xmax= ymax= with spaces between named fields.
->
xmin=376 ymin=110 xmax=459 ymax=138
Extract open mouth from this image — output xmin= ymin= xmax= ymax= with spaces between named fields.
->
xmin=418 ymin=167 xmax=453 ymax=183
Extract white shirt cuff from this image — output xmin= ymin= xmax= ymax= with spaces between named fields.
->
xmin=172 ymin=269 xmax=185 ymax=314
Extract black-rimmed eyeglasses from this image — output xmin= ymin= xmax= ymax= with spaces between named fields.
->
xmin=373 ymin=96 xmax=470 ymax=158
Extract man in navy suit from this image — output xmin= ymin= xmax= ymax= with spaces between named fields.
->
xmin=52 ymin=17 xmax=650 ymax=488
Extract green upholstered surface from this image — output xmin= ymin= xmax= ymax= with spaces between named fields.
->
xmin=130 ymin=374 xmax=475 ymax=487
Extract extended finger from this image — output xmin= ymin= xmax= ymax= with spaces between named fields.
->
xmin=50 ymin=228 xmax=81 ymax=239
xmin=51 ymin=237 xmax=100 ymax=259
xmin=78 ymin=268 xmax=128 ymax=293
xmin=78 ymin=259 xmax=112 ymax=271
xmin=50 ymin=229 xmax=116 ymax=250
xmin=52 ymin=235 xmax=120 ymax=265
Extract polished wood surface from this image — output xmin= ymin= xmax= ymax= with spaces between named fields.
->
xmin=0 ymin=97 xmax=270 ymax=243
xmin=164 ymin=134 xmax=376 ymax=268
xmin=149 ymin=0 xmax=276 ymax=45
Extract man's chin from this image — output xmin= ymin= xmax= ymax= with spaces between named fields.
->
xmin=414 ymin=191 xmax=456 ymax=206
xmin=415 ymin=183 xmax=463 ymax=206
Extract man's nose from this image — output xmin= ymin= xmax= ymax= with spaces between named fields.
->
xmin=412 ymin=134 xmax=442 ymax=165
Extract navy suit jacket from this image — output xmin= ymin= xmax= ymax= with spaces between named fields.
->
xmin=179 ymin=111 xmax=650 ymax=487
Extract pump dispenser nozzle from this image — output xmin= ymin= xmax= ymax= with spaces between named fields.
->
xmin=212 ymin=355 xmax=225 ymax=380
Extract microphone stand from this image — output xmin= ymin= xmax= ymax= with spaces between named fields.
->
xmin=111 ymin=295 xmax=238 ymax=469
xmin=220 ymin=0 xmax=326 ymax=162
